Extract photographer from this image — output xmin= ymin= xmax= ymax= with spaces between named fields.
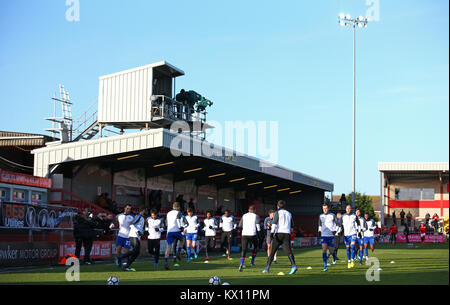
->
xmin=93 ymin=213 xmax=114 ymax=238
xmin=73 ymin=208 xmax=97 ymax=264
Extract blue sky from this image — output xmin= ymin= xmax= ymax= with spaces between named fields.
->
xmin=0 ymin=0 xmax=448 ymax=196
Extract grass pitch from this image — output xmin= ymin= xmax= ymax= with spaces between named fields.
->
xmin=0 ymin=243 xmax=448 ymax=285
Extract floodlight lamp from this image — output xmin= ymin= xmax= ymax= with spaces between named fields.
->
xmin=358 ymin=16 xmax=364 ymax=21
xmin=346 ymin=14 xmax=351 ymax=20
xmin=339 ymin=20 xmax=346 ymax=26
xmin=339 ymin=13 xmax=345 ymax=19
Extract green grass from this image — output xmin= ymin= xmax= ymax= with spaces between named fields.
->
xmin=0 ymin=243 xmax=448 ymax=285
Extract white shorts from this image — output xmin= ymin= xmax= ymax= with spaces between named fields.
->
xmin=420 ymin=233 xmax=426 ymax=238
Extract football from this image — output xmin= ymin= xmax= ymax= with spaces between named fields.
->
xmin=208 ymin=276 xmax=221 ymax=285
xmin=222 ymin=282 xmax=230 ymax=285
xmin=107 ymin=276 xmax=120 ymax=285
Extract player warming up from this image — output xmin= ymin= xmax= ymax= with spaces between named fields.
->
xmin=264 ymin=210 xmax=278 ymax=264
xmin=263 ymin=200 xmax=297 ymax=275
xmin=185 ymin=208 xmax=200 ymax=262
xmin=119 ymin=207 xmax=146 ymax=271
xmin=220 ymin=210 xmax=237 ymax=260
xmin=202 ymin=210 xmax=218 ymax=263
xmin=318 ymin=203 xmax=338 ymax=271
xmin=238 ymin=205 xmax=260 ymax=272
xmin=342 ymin=205 xmax=357 ymax=269
xmin=164 ymin=202 xmax=187 ymax=270
xmin=363 ymin=212 xmax=376 ymax=260
xmin=110 ymin=204 xmax=134 ymax=269
xmin=355 ymin=209 xmax=367 ymax=265
xmin=146 ymin=209 xmax=165 ymax=268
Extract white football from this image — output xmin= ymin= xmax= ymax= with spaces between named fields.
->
xmin=107 ymin=276 xmax=119 ymax=285
xmin=222 ymin=282 xmax=230 ymax=285
xmin=209 ymin=276 xmax=221 ymax=285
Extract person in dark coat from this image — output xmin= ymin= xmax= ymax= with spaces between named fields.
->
xmin=73 ymin=208 xmax=97 ymax=264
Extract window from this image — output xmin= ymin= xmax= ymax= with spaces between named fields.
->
xmin=394 ymin=188 xmax=435 ymax=201
xmin=32 ymin=192 xmax=43 ymax=202
xmin=0 ymin=188 xmax=9 ymax=201
xmin=13 ymin=189 xmax=27 ymax=202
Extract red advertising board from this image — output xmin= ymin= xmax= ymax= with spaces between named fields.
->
xmin=396 ymin=234 xmax=445 ymax=243
xmin=59 ymin=241 xmax=112 ymax=259
xmin=0 ymin=170 xmax=52 ymax=189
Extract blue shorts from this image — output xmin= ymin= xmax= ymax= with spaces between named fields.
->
xmin=166 ymin=232 xmax=184 ymax=246
xmin=116 ymin=236 xmax=131 ymax=249
xmin=320 ymin=236 xmax=335 ymax=247
xmin=186 ymin=233 xmax=198 ymax=242
xmin=357 ymin=238 xmax=364 ymax=246
xmin=344 ymin=234 xmax=357 ymax=246
xmin=364 ymin=236 xmax=374 ymax=246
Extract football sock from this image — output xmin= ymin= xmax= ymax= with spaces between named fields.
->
xmin=187 ymin=247 xmax=191 ymax=258
xmin=346 ymin=247 xmax=351 ymax=261
xmin=351 ymin=244 xmax=356 ymax=260
xmin=322 ymin=253 xmax=328 ymax=267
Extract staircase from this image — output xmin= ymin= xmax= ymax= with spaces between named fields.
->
xmin=49 ymin=188 xmax=112 ymax=216
xmin=73 ymin=119 xmax=100 ymax=141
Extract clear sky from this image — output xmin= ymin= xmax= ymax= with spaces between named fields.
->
xmin=0 ymin=0 xmax=448 ymax=196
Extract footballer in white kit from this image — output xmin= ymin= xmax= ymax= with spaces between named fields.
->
xmin=363 ymin=212 xmax=376 ymax=258
xmin=146 ymin=209 xmax=165 ymax=267
xmin=318 ymin=203 xmax=338 ymax=271
xmin=355 ymin=209 xmax=367 ymax=265
xmin=341 ymin=204 xmax=357 ymax=268
xmin=220 ymin=210 xmax=237 ymax=260
xmin=184 ymin=208 xmax=200 ymax=262
xmin=110 ymin=204 xmax=134 ymax=268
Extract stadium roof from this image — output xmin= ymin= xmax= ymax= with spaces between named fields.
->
xmin=0 ymin=131 xmax=56 ymax=147
xmin=378 ymin=162 xmax=449 ymax=172
xmin=99 ymin=61 xmax=185 ymax=80
xmin=32 ymin=128 xmax=333 ymax=192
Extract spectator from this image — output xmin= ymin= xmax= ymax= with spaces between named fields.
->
xmin=215 ymin=204 xmax=223 ymax=217
xmin=176 ymin=194 xmax=186 ymax=213
xmin=93 ymin=213 xmax=114 ymax=237
xmin=96 ymin=193 xmax=109 ymax=210
xmin=73 ymin=208 xmax=97 ymax=264
xmin=154 ymin=190 xmax=162 ymax=213
xmin=432 ymin=213 xmax=439 ymax=233
xmin=104 ymin=193 xmax=116 ymax=214
xmin=392 ymin=211 xmax=396 ymax=225
xmin=425 ymin=212 xmax=431 ymax=226
xmin=374 ymin=226 xmax=381 ymax=244
xmin=390 ymin=223 xmax=398 ymax=245
xmin=188 ymin=198 xmax=195 ymax=212
xmin=339 ymin=193 xmax=347 ymax=209
xmin=400 ymin=209 xmax=405 ymax=225
xmin=406 ymin=211 xmax=413 ymax=227
xmin=403 ymin=223 xmax=410 ymax=243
